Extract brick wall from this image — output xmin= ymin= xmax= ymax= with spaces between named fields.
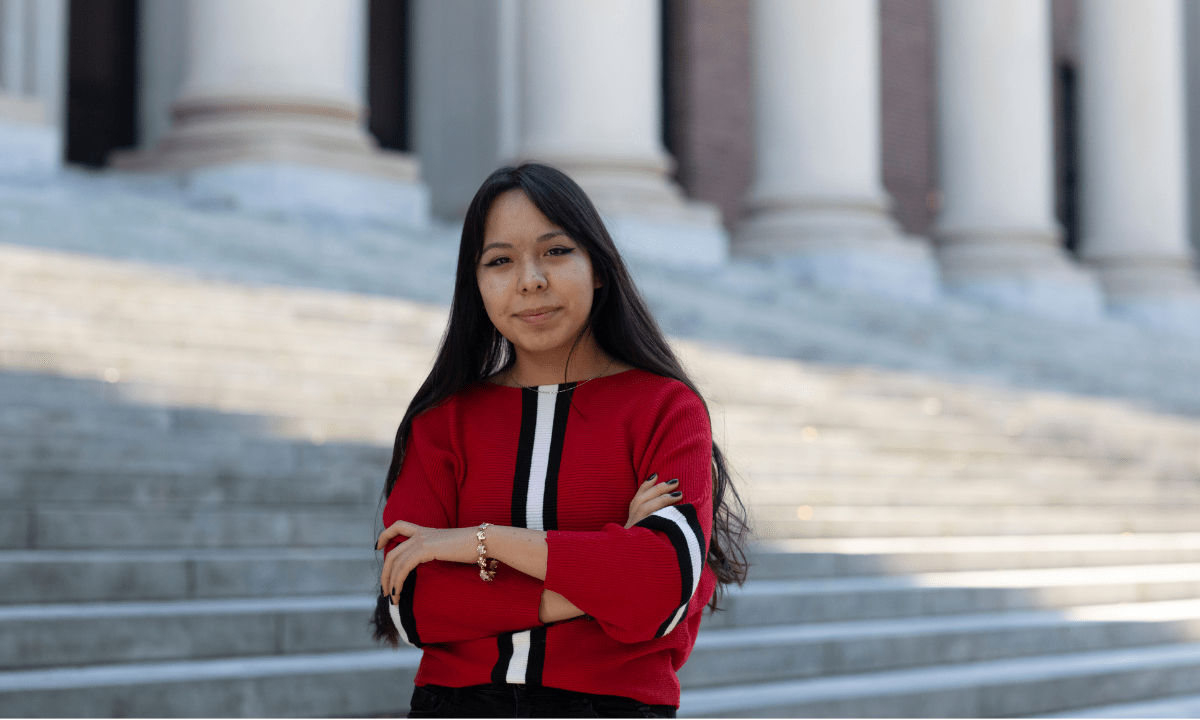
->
xmin=665 ymin=0 xmax=753 ymax=231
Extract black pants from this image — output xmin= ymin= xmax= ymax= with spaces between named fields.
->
xmin=407 ymin=683 xmax=677 ymax=718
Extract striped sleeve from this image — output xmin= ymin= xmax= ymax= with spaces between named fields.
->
xmin=381 ymin=407 xmax=543 ymax=646
xmin=544 ymin=383 xmax=715 ymax=644
xmin=633 ymin=503 xmax=707 ymax=637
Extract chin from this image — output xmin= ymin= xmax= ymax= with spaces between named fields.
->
xmin=506 ymin=330 xmax=578 ymax=357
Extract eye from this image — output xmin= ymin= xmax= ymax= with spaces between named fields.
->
xmin=547 ymin=246 xmax=575 ymax=257
xmin=482 ymin=256 xmax=511 ymax=267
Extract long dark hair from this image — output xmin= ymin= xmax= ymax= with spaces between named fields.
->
xmin=373 ymin=163 xmax=750 ymax=645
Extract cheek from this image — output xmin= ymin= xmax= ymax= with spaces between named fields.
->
xmin=476 ymin=273 xmax=510 ymax=321
xmin=566 ymin=262 xmax=597 ymax=310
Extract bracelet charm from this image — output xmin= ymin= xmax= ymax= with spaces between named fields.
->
xmin=476 ymin=522 xmax=498 ymax=581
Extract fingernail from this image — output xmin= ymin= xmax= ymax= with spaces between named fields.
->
xmin=666 ymin=478 xmax=679 ymax=486
xmin=670 ymin=490 xmax=682 ymax=497
xmin=648 ymin=473 xmax=658 ymax=482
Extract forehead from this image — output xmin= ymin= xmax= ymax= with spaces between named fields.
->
xmin=483 ymin=190 xmax=561 ymax=240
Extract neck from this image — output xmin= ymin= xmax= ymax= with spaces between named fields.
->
xmin=509 ymin=335 xmax=611 ymax=388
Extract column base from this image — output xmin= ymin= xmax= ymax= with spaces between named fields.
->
xmin=0 ymin=96 xmax=59 ymax=178
xmin=111 ymin=95 xmax=430 ymax=227
xmin=937 ymin=236 xmax=1106 ymax=323
xmin=734 ymin=205 xmax=942 ymax=303
xmin=603 ymin=202 xmax=727 ymax=267
xmin=536 ymin=158 xmax=729 ymax=266
xmin=186 ymin=162 xmax=430 ymax=227
xmin=1088 ymin=258 xmax=1200 ymax=334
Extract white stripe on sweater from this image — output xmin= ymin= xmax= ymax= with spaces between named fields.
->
xmin=524 ymin=388 xmax=558 ymax=531
xmin=506 ymin=630 xmax=532 ymax=683
xmin=655 ymin=505 xmax=704 ymax=598
xmin=388 ymin=599 xmax=413 ymax=647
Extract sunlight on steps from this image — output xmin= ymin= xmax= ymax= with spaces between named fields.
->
xmin=6 ymin=241 xmax=1200 ymax=717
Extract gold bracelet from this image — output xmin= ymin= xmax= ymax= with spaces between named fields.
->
xmin=476 ymin=522 xmax=498 ymax=581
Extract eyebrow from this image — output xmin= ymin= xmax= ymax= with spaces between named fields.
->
xmin=481 ymin=231 xmax=567 ymax=255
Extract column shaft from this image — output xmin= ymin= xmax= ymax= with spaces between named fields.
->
xmin=114 ymin=0 xmax=426 ymax=226
xmin=1077 ymin=0 xmax=1200 ymax=331
xmin=516 ymin=0 xmax=726 ymax=265
xmin=1 ymin=0 xmax=28 ymax=95
xmin=736 ymin=0 xmax=938 ymax=302
xmin=932 ymin=0 xmax=1101 ymax=320
xmin=0 ymin=0 xmax=65 ymax=177
xmin=521 ymin=0 xmax=664 ymax=172
xmin=746 ymin=0 xmax=885 ymax=218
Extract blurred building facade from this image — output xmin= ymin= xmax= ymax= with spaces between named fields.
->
xmin=2 ymin=0 xmax=1200 ymax=332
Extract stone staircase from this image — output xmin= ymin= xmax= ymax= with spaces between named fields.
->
xmin=3 ymin=178 xmax=1200 ymax=716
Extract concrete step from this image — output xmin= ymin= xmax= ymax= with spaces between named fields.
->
xmin=724 ymin=401 xmax=1200 ymax=441
xmin=731 ymin=426 xmax=1198 ymax=461
xmin=2 ymin=457 xmax=387 ymax=506
xmin=678 ymin=641 xmax=1200 ymax=717
xmin=18 ymin=319 xmax=1197 ymax=454
xmin=681 ymin=598 xmax=1200 ymax=689
xmin=9 ymin=354 xmax=1195 ymax=465
xmin=754 ymin=504 xmax=1200 ymax=524
xmin=706 ymin=562 xmax=1200 ymax=630
xmin=5 ymin=208 xmax=1200 ymax=413
xmin=0 ymin=430 xmax=388 ymax=478
xmin=0 ymin=595 xmax=377 ymax=670
xmin=1 ymin=503 xmax=377 ymax=550
xmin=5 ymin=427 xmax=1154 ymax=480
xmin=750 ymin=534 xmax=1200 ymax=577
xmin=738 ymin=454 xmax=1179 ymax=483
xmin=0 ymin=649 xmax=419 ymax=717
xmin=754 ymin=512 xmax=1200 ymax=539
xmin=1038 ymin=691 xmax=1200 ymax=718
xmin=0 ymin=293 xmax=442 ymax=342
xmin=747 ymin=479 xmax=1200 ymax=506
xmin=0 ymin=548 xmax=378 ymax=604
xmin=0 ymin=330 xmax=434 ymax=388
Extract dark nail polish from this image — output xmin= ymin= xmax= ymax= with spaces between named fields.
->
xmin=670 ymin=490 xmax=682 ymax=497
xmin=666 ymin=478 xmax=679 ymax=486
xmin=649 ymin=473 xmax=658 ymax=482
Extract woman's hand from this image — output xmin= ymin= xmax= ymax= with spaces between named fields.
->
xmin=377 ymin=520 xmax=477 ymax=601
xmin=625 ymin=473 xmax=682 ymax=528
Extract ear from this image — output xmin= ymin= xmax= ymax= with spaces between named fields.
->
xmin=593 ymin=271 xmax=604 ymax=290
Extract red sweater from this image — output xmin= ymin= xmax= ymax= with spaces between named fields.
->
xmin=381 ymin=368 xmax=716 ymax=706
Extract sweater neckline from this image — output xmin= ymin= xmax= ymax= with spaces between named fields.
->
xmin=483 ymin=367 xmax=640 ymax=392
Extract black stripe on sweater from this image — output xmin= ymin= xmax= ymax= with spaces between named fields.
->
xmin=541 ymin=384 xmax=576 ymax=531
xmin=635 ymin=503 xmax=705 ymax=638
xmin=492 ymin=632 xmax=514 ymax=685
xmin=510 ymin=389 xmax=540 ymax=528
xmin=635 ymin=514 xmax=695 ymax=607
xmin=526 ymin=626 xmax=548 ymax=686
xmin=398 ymin=570 xmax=422 ymax=647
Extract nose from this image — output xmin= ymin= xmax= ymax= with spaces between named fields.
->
xmin=518 ymin=259 xmax=547 ymax=293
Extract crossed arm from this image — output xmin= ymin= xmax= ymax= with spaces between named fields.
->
xmin=377 ymin=473 xmax=683 ymax=623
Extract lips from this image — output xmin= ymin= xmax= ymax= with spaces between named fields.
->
xmin=516 ymin=306 xmax=560 ymax=325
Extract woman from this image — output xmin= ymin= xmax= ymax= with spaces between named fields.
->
xmin=372 ymin=163 xmax=749 ymax=718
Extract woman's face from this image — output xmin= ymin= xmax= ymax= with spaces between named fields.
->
xmin=477 ymin=189 xmax=601 ymax=362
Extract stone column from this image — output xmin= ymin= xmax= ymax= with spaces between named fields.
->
xmin=515 ymin=0 xmax=727 ymax=266
xmin=1077 ymin=0 xmax=1200 ymax=332
xmin=735 ymin=0 xmax=938 ymax=302
xmin=932 ymin=0 xmax=1103 ymax=321
xmin=115 ymin=0 xmax=427 ymax=226
xmin=0 ymin=0 xmax=66 ymax=178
